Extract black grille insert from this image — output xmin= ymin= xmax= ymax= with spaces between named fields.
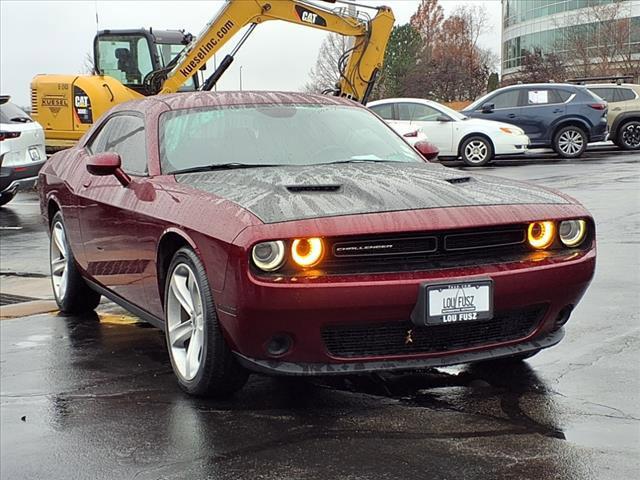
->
xmin=322 ymin=305 xmax=546 ymax=358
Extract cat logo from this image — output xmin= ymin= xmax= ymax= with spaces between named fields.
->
xmin=295 ymin=5 xmax=327 ymax=26
xmin=405 ymin=329 xmax=414 ymax=345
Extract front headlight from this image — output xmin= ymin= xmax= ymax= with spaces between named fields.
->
xmin=499 ymin=127 xmax=524 ymax=135
xmin=559 ymin=220 xmax=587 ymax=247
xmin=527 ymin=221 xmax=555 ymax=249
xmin=291 ymin=237 xmax=324 ymax=268
xmin=252 ymin=241 xmax=285 ymax=272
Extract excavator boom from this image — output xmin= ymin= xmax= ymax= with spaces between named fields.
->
xmin=161 ymin=0 xmax=394 ymax=102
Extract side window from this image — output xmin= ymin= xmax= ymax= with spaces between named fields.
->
xmin=370 ymin=104 xmax=394 ymax=120
xmin=87 ymin=115 xmax=148 ymax=175
xmin=486 ymin=90 xmax=521 ymax=109
xmin=397 ymin=103 xmax=441 ymax=121
xmin=590 ymin=88 xmax=616 ymax=103
xmin=526 ymin=89 xmax=553 ymax=105
xmin=548 ymin=89 xmax=572 ymax=103
xmin=618 ymin=88 xmax=637 ymax=101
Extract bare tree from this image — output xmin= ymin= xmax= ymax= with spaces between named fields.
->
xmin=81 ymin=52 xmax=95 ymax=75
xmin=410 ymin=0 xmax=444 ymax=61
xmin=304 ymin=34 xmax=350 ymax=94
xmin=562 ymin=0 xmax=640 ymax=79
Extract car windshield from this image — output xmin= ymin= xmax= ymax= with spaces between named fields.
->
xmin=160 ymin=104 xmax=423 ymax=174
xmin=434 ymin=102 xmax=467 ymax=120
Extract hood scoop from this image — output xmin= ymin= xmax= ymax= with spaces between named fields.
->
xmin=286 ymin=184 xmax=342 ymax=193
xmin=445 ymin=177 xmax=473 ymax=185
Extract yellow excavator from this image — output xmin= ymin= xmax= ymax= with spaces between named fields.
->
xmin=31 ymin=0 xmax=395 ymax=151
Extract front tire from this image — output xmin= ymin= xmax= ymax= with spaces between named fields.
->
xmin=553 ymin=126 xmax=587 ymax=158
xmin=460 ymin=136 xmax=493 ymax=166
xmin=164 ymin=247 xmax=248 ymax=397
xmin=617 ymin=120 xmax=640 ymax=150
xmin=49 ymin=211 xmax=101 ymax=314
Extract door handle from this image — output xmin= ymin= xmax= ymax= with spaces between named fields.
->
xmin=83 ymin=179 xmax=92 ymax=188
xmin=613 ymin=107 xmax=622 ymax=111
xmin=553 ymin=109 xmax=563 ymax=113
xmin=507 ymin=113 xmax=516 ymax=118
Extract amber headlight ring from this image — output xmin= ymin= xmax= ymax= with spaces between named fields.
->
xmin=291 ymin=237 xmax=324 ymax=268
xmin=527 ymin=221 xmax=556 ymax=250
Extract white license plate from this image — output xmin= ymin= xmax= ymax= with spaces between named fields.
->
xmin=29 ymin=147 xmax=41 ymax=161
xmin=426 ymin=280 xmax=493 ymax=325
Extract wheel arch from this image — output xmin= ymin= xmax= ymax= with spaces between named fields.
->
xmin=611 ymin=112 xmax=640 ymax=139
xmin=47 ymin=197 xmax=61 ymax=227
xmin=551 ymin=119 xmax=590 ymax=141
xmin=458 ymin=132 xmax=495 ymax=159
xmin=156 ymin=228 xmax=198 ymax=307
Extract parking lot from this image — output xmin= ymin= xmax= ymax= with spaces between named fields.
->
xmin=1 ymin=147 xmax=639 ymax=479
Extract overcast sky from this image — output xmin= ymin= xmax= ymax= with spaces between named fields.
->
xmin=0 ymin=0 xmax=502 ymax=106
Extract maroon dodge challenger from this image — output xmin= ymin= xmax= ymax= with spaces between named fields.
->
xmin=39 ymin=92 xmax=595 ymax=397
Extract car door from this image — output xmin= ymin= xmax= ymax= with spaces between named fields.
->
xmin=76 ymin=113 xmax=155 ymax=307
xmin=392 ymin=103 xmax=454 ymax=155
xmin=517 ymin=88 xmax=568 ymax=144
xmin=474 ymin=88 xmax=523 ymax=126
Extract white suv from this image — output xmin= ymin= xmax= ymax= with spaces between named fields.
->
xmin=0 ymin=96 xmax=46 ymax=206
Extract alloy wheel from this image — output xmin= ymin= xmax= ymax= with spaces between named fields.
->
xmin=166 ymin=263 xmax=205 ymax=381
xmin=557 ymin=130 xmax=584 ymax=156
xmin=50 ymin=221 xmax=69 ymax=301
xmin=621 ymin=123 xmax=640 ymax=149
xmin=463 ymin=140 xmax=489 ymax=164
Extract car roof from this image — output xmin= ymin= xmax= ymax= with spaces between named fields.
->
xmin=586 ymin=83 xmax=640 ymax=89
xmin=112 ymin=91 xmax=359 ymax=114
xmin=497 ymin=83 xmax=580 ymax=91
xmin=369 ymin=98 xmax=442 ymax=106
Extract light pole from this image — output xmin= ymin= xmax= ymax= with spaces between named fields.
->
xmin=239 ymin=66 xmax=243 ymax=91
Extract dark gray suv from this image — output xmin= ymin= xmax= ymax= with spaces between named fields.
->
xmin=463 ymin=84 xmax=608 ymax=158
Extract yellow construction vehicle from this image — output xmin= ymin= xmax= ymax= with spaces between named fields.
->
xmin=31 ymin=0 xmax=395 ymax=151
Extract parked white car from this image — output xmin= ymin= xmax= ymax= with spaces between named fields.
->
xmin=368 ymin=98 xmax=530 ymax=166
xmin=0 ymin=96 xmax=46 ymax=206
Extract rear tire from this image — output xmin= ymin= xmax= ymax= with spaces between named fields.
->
xmin=49 ymin=211 xmax=101 ymax=314
xmin=460 ymin=136 xmax=493 ymax=167
xmin=0 ymin=190 xmax=16 ymax=207
xmin=164 ymin=247 xmax=248 ymax=397
xmin=617 ymin=120 xmax=640 ymax=150
xmin=553 ymin=126 xmax=587 ymax=158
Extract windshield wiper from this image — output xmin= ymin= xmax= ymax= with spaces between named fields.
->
xmin=171 ymin=163 xmax=282 ymax=175
xmin=320 ymin=159 xmax=397 ymax=165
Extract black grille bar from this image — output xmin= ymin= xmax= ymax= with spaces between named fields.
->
xmin=321 ymin=305 xmax=547 ymax=358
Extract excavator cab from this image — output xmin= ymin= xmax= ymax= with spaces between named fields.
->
xmin=93 ymin=29 xmax=200 ymax=94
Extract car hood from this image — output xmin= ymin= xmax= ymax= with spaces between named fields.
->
xmin=176 ymin=162 xmax=569 ymax=224
xmin=459 ymin=116 xmax=524 ymax=132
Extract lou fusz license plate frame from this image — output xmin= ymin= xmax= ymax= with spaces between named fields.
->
xmin=410 ymin=278 xmax=494 ymax=327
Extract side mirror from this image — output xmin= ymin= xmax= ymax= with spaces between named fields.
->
xmin=414 ymin=141 xmax=439 ymax=161
xmin=86 ymin=152 xmax=130 ymax=186
xmin=436 ymin=115 xmax=452 ymax=122
xmin=481 ymin=103 xmax=495 ymax=113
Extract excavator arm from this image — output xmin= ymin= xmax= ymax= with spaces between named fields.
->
xmin=159 ymin=0 xmax=394 ymax=102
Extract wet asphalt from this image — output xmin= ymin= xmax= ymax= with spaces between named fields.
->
xmin=1 ymin=147 xmax=639 ymax=479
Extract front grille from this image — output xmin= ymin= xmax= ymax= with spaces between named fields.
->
xmin=317 ymin=225 xmax=528 ymax=275
xmin=321 ymin=304 xmax=546 ymax=358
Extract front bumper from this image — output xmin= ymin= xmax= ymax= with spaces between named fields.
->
xmin=235 ymin=328 xmax=564 ymax=375
xmin=493 ymin=133 xmax=530 ymax=156
xmin=218 ymin=247 xmax=595 ymax=371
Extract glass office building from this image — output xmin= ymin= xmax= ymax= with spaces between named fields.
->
xmin=502 ymin=0 xmax=640 ymax=78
